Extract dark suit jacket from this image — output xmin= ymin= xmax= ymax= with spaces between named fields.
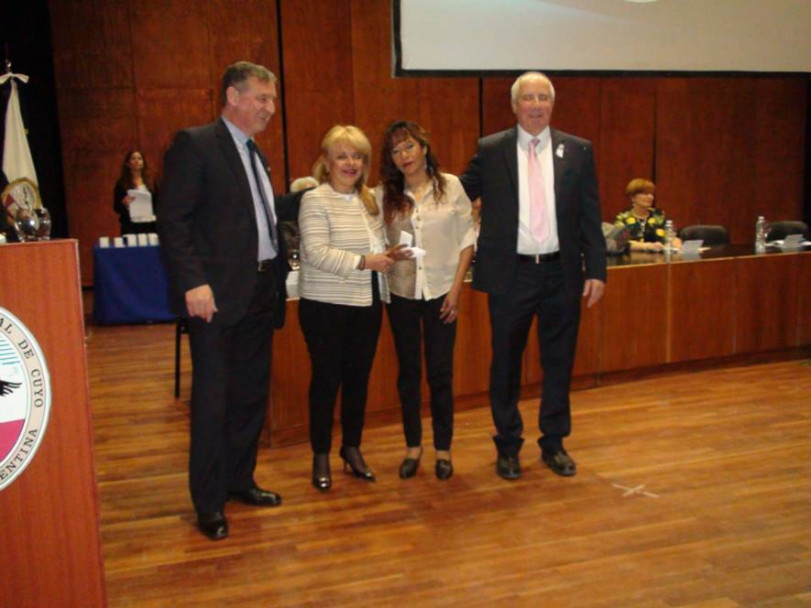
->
xmin=460 ymin=126 xmax=606 ymax=302
xmin=158 ymin=118 xmax=298 ymax=327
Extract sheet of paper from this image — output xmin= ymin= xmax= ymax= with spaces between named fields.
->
xmin=128 ymin=189 xmax=155 ymax=222
xmin=398 ymin=231 xmax=426 ymax=258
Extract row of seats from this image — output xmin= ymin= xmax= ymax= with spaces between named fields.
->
xmin=678 ymin=221 xmax=809 ymax=246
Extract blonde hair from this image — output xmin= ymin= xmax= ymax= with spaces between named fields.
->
xmin=313 ymin=125 xmax=378 ymax=215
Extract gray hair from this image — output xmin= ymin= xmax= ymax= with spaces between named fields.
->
xmin=221 ymin=61 xmax=277 ymax=106
xmin=510 ymin=71 xmax=556 ymax=104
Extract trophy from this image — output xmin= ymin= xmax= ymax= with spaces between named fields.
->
xmin=2 ymin=178 xmax=51 ymax=242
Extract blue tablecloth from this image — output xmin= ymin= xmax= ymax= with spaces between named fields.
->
xmin=93 ymin=245 xmax=175 ymax=324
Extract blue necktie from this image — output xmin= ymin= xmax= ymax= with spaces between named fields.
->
xmin=246 ymin=139 xmax=278 ymax=250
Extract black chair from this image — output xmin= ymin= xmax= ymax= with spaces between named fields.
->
xmin=174 ymin=318 xmax=189 ymax=398
xmin=766 ymin=220 xmax=808 ymax=241
xmin=677 ymin=224 xmax=729 ymax=246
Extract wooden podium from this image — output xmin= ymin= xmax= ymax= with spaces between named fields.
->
xmin=0 ymin=240 xmax=106 ymax=607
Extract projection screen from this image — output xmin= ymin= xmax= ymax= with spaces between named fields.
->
xmin=393 ymin=0 xmax=811 ymax=75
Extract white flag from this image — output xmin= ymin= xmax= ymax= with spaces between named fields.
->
xmin=1 ymin=73 xmax=38 ymax=187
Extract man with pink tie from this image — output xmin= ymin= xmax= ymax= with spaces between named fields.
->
xmin=460 ymin=72 xmax=606 ymax=480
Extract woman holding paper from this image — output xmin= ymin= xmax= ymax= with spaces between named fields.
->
xmin=377 ymin=120 xmax=476 ymax=481
xmin=299 ymin=125 xmax=406 ymax=491
xmin=113 ymin=149 xmax=157 ymax=235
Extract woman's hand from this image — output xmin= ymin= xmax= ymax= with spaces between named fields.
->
xmin=122 ymin=195 xmax=134 ymax=207
xmin=439 ymin=286 xmax=461 ymax=324
xmin=364 ymin=252 xmax=394 ymax=273
xmin=386 ymin=244 xmax=413 ymax=261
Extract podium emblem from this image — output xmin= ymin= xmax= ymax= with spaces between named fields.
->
xmin=0 ymin=307 xmax=52 ymax=491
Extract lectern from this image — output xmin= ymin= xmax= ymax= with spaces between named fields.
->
xmin=0 ymin=240 xmax=106 ymax=607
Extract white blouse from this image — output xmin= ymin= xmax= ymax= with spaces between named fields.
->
xmin=378 ymin=173 xmax=476 ymax=300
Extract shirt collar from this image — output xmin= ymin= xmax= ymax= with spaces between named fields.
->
xmin=517 ymin=125 xmax=551 ymax=150
xmin=221 ymin=115 xmax=252 ymax=149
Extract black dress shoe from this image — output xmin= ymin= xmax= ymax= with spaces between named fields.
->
xmin=496 ymin=454 xmax=521 ymax=480
xmin=228 ymin=486 xmax=282 ymax=506
xmin=399 ymin=448 xmax=423 ymax=479
xmin=542 ymin=448 xmax=577 ymax=477
xmin=312 ymin=453 xmax=332 ymax=491
xmin=435 ymin=458 xmax=453 ymax=480
xmin=339 ymin=446 xmax=376 ymax=481
xmin=197 ymin=511 xmax=228 ymax=541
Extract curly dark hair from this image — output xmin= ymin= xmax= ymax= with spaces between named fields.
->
xmin=379 ymin=120 xmax=446 ymax=225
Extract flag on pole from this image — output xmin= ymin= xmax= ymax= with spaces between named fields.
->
xmin=0 ymin=71 xmax=38 ymax=187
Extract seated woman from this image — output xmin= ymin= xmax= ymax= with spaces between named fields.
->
xmin=113 ymin=149 xmax=157 ymax=235
xmin=614 ymin=178 xmax=681 ymax=251
xmin=377 ymin=120 xmax=475 ymax=481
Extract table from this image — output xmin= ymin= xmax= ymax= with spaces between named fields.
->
xmin=93 ymin=245 xmax=175 ymax=324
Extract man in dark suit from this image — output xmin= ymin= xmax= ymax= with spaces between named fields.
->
xmin=159 ymin=61 xmax=297 ymax=540
xmin=461 ymin=71 xmax=606 ymax=480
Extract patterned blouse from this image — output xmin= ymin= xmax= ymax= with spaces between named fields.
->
xmin=614 ymin=208 xmax=668 ymax=243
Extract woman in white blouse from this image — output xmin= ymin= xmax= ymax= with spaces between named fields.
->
xmin=378 ymin=120 xmax=476 ymax=481
xmin=299 ymin=125 xmax=399 ymax=491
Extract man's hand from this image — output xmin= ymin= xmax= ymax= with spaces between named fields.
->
xmin=582 ymin=279 xmax=605 ymax=308
xmin=186 ymin=284 xmax=218 ymax=322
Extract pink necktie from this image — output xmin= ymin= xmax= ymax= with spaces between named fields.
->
xmin=528 ymin=138 xmax=548 ymax=243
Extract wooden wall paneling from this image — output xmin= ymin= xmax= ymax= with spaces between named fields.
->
xmin=653 ymin=77 xmax=804 ymax=245
xmin=268 ymin=301 xmax=310 ymax=445
xmin=207 ymin=0 xmax=286 ymax=191
xmin=349 ymin=0 xmax=479 ymax=181
xmin=798 ymin=253 xmax=811 ymax=346
xmin=49 ymin=1 xmax=139 ymax=284
xmin=366 ymin=308 xmax=401 ymax=415
xmin=481 ymin=77 xmax=516 ymax=136
xmin=656 ymin=78 xmax=741 ymax=241
xmin=735 ymin=254 xmax=800 ymax=353
xmin=599 ymin=264 xmax=668 ymax=372
xmin=135 ymin=88 xmax=214 ymax=185
xmin=453 ymin=287 xmax=492 ymax=399
xmin=49 ymin=0 xmax=134 ymax=90
xmin=548 ymin=77 xmax=602 ymax=152
xmin=280 ymin=0 xmax=355 ymax=183
xmin=598 ymin=78 xmax=657 ymax=221
xmin=668 ymin=259 xmax=736 ymax=362
xmin=750 ymin=78 xmax=807 ymax=236
xmin=131 ymin=1 xmax=210 ymax=90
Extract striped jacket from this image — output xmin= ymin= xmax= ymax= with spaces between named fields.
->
xmin=299 ymin=183 xmax=390 ymax=306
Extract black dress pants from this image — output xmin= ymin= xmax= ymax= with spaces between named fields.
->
xmin=387 ymin=294 xmax=456 ymax=451
xmin=187 ymin=269 xmax=278 ymax=513
xmin=299 ymin=281 xmax=382 ymax=454
xmin=487 ymin=259 xmax=580 ymax=457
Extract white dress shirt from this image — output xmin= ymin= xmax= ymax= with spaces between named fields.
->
xmin=222 ymin=116 xmax=277 ymax=261
xmin=516 ymin=125 xmax=559 ymax=255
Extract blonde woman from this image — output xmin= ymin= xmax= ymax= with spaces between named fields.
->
xmin=299 ymin=125 xmax=401 ymax=491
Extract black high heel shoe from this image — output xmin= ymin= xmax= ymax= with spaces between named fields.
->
xmin=435 ymin=458 xmax=453 ymax=480
xmin=399 ymin=447 xmax=423 ymax=479
xmin=312 ymin=453 xmax=332 ymax=491
xmin=339 ymin=446 xmax=376 ymax=481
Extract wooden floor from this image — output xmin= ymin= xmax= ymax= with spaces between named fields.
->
xmin=86 ymin=322 xmax=811 ymax=607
